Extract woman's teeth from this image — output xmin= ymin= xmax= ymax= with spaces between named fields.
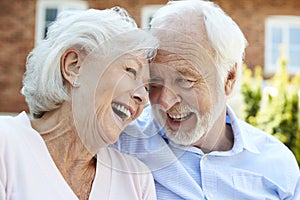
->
xmin=112 ymin=103 xmax=131 ymax=121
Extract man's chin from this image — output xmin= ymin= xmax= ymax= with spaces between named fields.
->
xmin=152 ymin=107 xmax=211 ymax=146
xmin=164 ymin=128 xmax=202 ymax=146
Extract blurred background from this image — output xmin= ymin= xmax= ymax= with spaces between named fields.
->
xmin=0 ymin=0 xmax=300 ymax=164
xmin=1 ymin=0 xmax=300 ymax=113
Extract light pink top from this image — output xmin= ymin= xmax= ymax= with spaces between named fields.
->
xmin=0 ymin=112 xmax=156 ymax=200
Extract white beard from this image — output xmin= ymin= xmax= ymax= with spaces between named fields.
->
xmin=152 ymin=104 xmax=213 ymax=146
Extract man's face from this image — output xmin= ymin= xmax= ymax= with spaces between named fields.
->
xmin=149 ymin=49 xmax=225 ymax=146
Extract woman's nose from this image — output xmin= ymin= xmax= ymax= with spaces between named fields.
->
xmin=132 ymin=85 xmax=148 ymax=105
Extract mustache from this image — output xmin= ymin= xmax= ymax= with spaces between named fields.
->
xmin=152 ymin=103 xmax=195 ymax=114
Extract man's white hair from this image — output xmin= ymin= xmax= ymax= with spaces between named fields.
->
xmin=22 ymin=8 xmax=158 ymax=118
xmin=150 ymin=0 xmax=248 ymax=84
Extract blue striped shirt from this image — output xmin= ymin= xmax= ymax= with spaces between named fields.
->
xmin=115 ymin=105 xmax=300 ymax=199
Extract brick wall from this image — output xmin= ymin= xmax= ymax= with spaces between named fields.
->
xmin=213 ymin=0 xmax=300 ymax=76
xmin=0 ymin=0 xmax=36 ymax=113
xmin=0 ymin=0 xmax=299 ymax=113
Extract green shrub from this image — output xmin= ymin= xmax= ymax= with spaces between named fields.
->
xmin=241 ymin=51 xmax=300 ymax=166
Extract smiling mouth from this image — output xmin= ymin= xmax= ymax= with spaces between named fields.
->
xmin=112 ymin=102 xmax=132 ymax=121
xmin=167 ymin=112 xmax=193 ymax=122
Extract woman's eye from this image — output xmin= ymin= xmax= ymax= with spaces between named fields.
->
xmin=126 ymin=67 xmax=137 ymax=77
xmin=176 ymin=78 xmax=195 ymax=88
xmin=145 ymin=85 xmax=149 ymax=92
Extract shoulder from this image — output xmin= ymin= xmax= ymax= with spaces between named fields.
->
xmin=238 ymin=120 xmax=299 ymax=178
xmin=239 ymin=119 xmax=292 ymax=153
xmin=0 ymin=112 xmax=41 ymax=157
xmin=233 ymin=120 xmax=300 ymax=194
xmin=99 ymin=147 xmax=151 ymax=174
xmin=238 ymin=119 xmax=295 ymax=158
xmin=0 ymin=112 xmax=32 ymax=140
xmin=97 ymin=147 xmax=156 ymax=199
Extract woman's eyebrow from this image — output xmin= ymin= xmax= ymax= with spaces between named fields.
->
xmin=125 ymin=57 xmax=145 ymax=70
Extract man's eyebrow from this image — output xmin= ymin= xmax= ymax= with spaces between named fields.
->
xmin=149 ymin=77 xmax=164 ymax=83
xmin=176 ymin=67 xmax=200 ymax=79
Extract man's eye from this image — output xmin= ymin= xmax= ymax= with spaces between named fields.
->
xmin=149 ymin=83 xmax=160 ymax=88
xmin=126 ymin=67 xmax=137 ymax=77
xmin=176 ymin=78 xmax=195 ymax=88
xmin=149 ymin=78 xmax=164 ymax=89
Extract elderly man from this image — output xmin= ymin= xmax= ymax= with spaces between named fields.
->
xmin=116 ymin=0 xmax=300 ymax=199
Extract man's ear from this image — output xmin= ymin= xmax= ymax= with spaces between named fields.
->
xmin=61 ymin=48 xmax=81 ymax=87
xmin=224 ymin=63 xmax=237 ymax=96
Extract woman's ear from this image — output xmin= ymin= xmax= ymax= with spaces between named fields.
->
xmin=224 ymin=63 xmax=237 ymax=96
xmin=61 ymin=48 xmax=82 ymax=87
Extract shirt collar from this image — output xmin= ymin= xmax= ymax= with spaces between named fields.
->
xmin=169 ymin=141 xmax=205 ymax=155
xmin=168 ymin=105 xmax=261 ymax=156
xmin=153 ymin=104 xmax=260 ymax=155
xmin=226 ymin=105 xmax=260 ymax=154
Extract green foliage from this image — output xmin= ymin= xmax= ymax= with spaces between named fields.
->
xmin=241 ymin=65 xmax=262 ymax=124
xmin=241 ymin=50 xmax=300 ymax=166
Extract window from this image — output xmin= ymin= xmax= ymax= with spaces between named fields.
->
xmin=140 ymin=5 xmax=163 ymax=29
xmin=265 ymin=16 xmax=300 ymax=75
xmin=35 ymin=0 xmax=88 ymax=45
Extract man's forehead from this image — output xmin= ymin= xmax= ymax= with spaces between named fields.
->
xmin=152 ymin=48 xmax=217 ymax=78
xmin=151 ymin=18 xmax=215 ymax=63
xmin=154 ymin=49 xmax=210 ymax=67
xmin=152 ymin=51 xmax=200 ymax=76
xmin=154 ymin=50 xmax=185 ymax=63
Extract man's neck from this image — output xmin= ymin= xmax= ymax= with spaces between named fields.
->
xmin=193 ymin=110 xmax=234 ymax=153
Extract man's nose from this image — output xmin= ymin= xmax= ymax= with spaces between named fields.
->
xmin=158 ymin=86 xmax=181 ymax=111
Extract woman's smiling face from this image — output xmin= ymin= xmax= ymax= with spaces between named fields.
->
xmin=95 ymin=53 xmax=150 ymax=143
xmin=72 ymin=51 xmax=150 ymax=152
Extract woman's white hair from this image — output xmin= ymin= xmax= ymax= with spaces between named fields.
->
xmin=22 ymin=7 xmax=158 ymax=118
xmin=150 ymin=0 xmax=248 ymax=84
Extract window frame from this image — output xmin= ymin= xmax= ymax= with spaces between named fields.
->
xmin=35 ymin=0 xmax=88 ymax=45
xmin=265 ymin=16 xmax=300 ymax=75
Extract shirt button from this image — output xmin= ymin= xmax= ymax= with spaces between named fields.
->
xmin=202 ymin=155 xmax=208 ymax=161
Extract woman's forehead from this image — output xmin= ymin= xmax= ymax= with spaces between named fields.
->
xmin=117 ymin=53 xmax=149 ymax=67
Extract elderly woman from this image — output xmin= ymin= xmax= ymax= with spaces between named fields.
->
xmin=0 ymin=7 xmax=158 ymax=200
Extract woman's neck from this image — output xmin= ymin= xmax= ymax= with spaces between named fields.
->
xmin=31 ymin=104 xmax=97 ymax=200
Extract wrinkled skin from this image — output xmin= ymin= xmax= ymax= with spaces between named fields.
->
xmin=149 ymin=24 xmax=236 ymax=153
